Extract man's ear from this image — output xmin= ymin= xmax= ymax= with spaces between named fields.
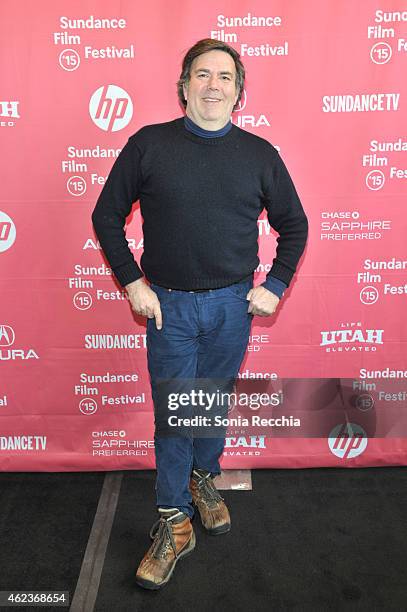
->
xmin=183 ymin=83 xmax=188 ymax=102
xmin=234 ymin=87 xmax=239 ymax=106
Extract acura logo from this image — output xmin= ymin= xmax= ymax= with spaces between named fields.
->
xmin=0 ymin=325 xmax=15 ymax=347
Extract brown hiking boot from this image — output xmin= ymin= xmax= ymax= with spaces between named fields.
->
xmin=135 ymin=508 xmax=195 ymax=590
xmin=189 ymin=469 xmax=231 ymax=535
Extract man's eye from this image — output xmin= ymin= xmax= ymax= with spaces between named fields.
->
xmin=222 ymin=76 xmax=231 ymax=80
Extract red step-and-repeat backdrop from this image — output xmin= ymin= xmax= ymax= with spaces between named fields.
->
xmin=1 ymin=0 xmax=406 ymax=471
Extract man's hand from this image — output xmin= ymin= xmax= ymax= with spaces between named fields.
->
xmin=125 ymin=278 xmax=163 ymax=330
xmin=246 ymin=285 xmax=280 ymax=316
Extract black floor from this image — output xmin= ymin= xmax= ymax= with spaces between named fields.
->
xmin=97 ymin=468 xmax=407 ymax=611
xmin=0 ymin=472 xmax=105 ymax=610
xmin=0 ymin=468 xmax=406 ymax=611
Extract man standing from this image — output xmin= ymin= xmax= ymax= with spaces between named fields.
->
xmin=92 ymin=38 xmax=308 ymax=590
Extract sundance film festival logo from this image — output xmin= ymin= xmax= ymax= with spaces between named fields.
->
xmin=0 ymin=211 xmax=16 ymax=252
xmin=0 ymin=101 xmax=20 ymax=127
xmin=328 ymin=423 xmax=368 ymax=459
xmin=89 ymin=85 xmax=133 ymax=132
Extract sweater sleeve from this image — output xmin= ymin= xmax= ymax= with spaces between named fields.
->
xmin=91 ymin=137 xmax=144 ymax=287
xmin=263 ymin=149 xmax=308 ymax=287
xmin=261 ymin=275 xmax=287 ymax=299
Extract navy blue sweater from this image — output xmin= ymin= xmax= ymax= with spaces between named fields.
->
xmin=92 ymin=118 xmax=308 ymax=292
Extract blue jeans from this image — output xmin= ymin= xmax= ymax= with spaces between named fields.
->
xmin=146 ymin=275 xmax=254 ymax=519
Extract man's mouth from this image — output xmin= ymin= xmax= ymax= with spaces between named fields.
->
xmin=202 ymin=98 xmax=221 ymax=103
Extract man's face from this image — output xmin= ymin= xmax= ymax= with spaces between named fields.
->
xmin=183 ymin=50 xmax=239 ymax=130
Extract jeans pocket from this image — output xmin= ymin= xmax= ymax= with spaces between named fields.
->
xmin=151 ymin=283 xmax=173 ymax=304
xmin=224 ymin=280 xmax=252 ymax=301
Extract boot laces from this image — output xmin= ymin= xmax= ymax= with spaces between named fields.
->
xmin=149 ymin=511 xmax=184 ymax=559
xmin=195 ymin=471 xmax=223 ymax=508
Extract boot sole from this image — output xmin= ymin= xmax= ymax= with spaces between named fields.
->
xmin=135 ymin=530 xmax=196 ymax=590
xmin=206 ymin=523 xmax=231 ymax=535
xmin=191 ymin=501 xmax=231 ymax=535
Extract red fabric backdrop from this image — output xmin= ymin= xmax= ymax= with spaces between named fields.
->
xmin=1 ymin=0 xmax=406 ymax=470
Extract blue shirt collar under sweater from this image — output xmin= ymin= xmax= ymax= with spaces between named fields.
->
xmin=184 ymin=115 xmax=232 ymax=138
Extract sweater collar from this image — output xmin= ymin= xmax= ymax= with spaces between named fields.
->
xmin=184 ymin=115 xmax=232 ymax=139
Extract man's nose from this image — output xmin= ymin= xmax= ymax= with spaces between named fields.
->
xmin=208 ymin=75 xmax=219 ymax=90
